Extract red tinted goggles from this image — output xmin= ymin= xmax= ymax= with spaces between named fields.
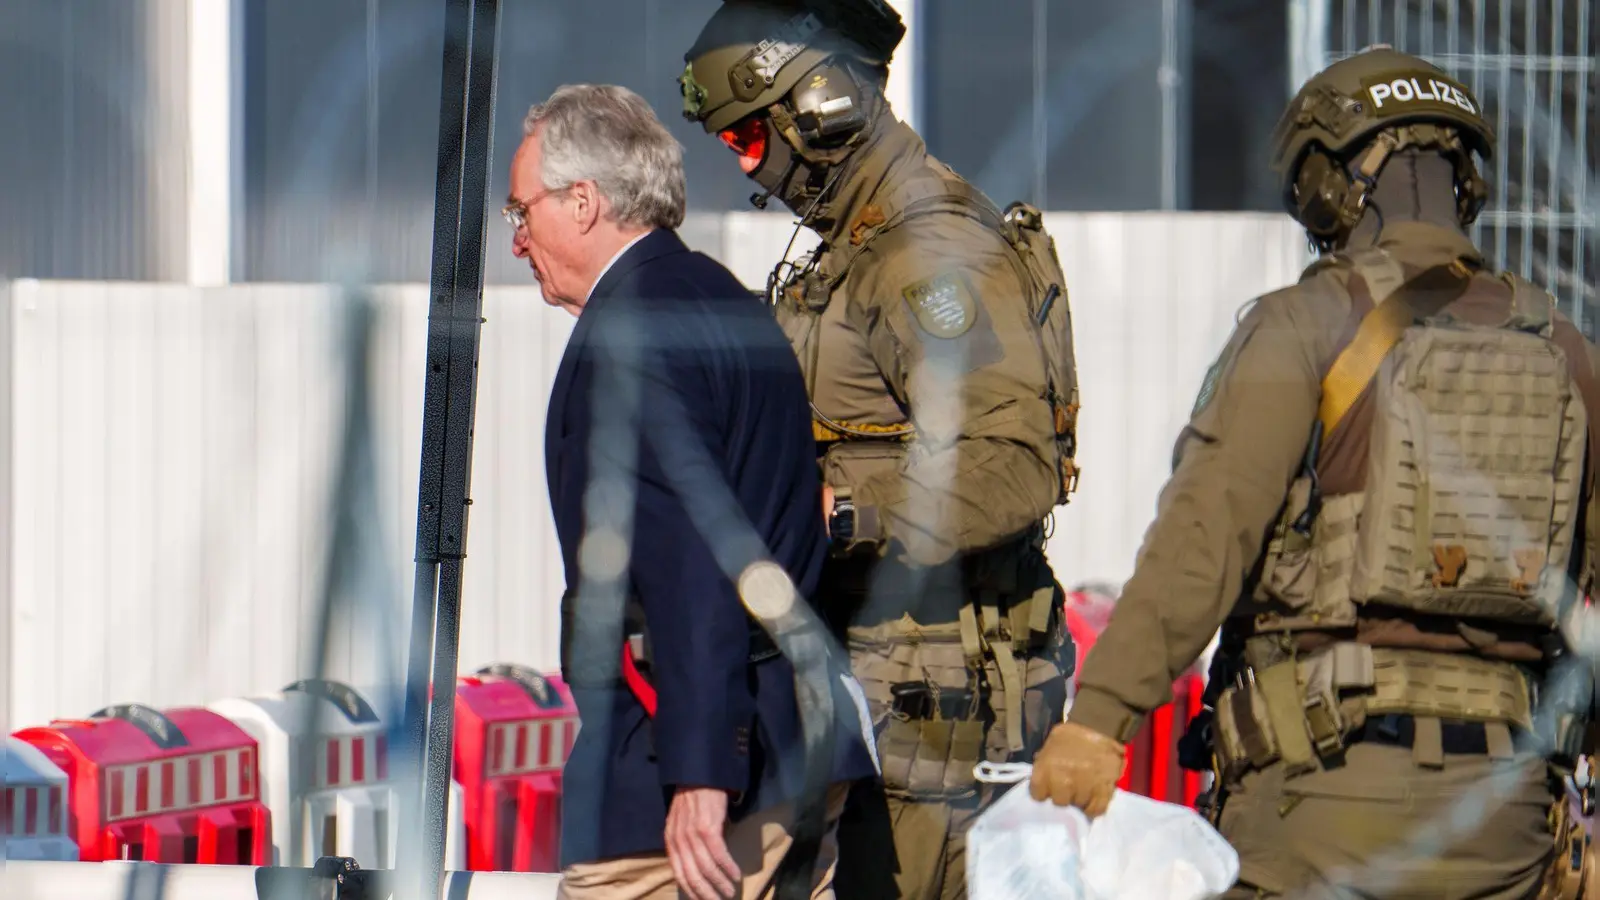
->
xmin=718 ymin=117 xmax=769 ymax=168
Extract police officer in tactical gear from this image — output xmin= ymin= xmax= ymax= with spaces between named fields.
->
xmin=681 ymin=2 xmax=1081 ymax=897
xmin=1028 ymin=44 xmax=1600 ymax=898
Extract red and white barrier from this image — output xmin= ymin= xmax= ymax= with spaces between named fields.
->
xmin=210 ymin=679 xmax=465 ymax=869
xmin=4 ymin=737 xmax=78 ymax=861
xmin=454 ymin=665 xmax=578 ymax=872
xmin=13 ymin=704 xmax=271 ymax=864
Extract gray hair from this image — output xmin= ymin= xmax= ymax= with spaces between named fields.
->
xmin=523 ymin=84 xmax=686 ymax=231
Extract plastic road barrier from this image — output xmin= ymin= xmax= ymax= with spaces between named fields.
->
xmin=4 ymin=736 xmax=79 ymax=861
xmin=13 ymin=703 xmax=271 ymax=864
xmin=210 ymin=679 xmax=466 ymax=869
xmin=453 ymin=664 xmax=579 ymax=872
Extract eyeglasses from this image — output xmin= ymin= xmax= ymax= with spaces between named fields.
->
xmin=501 ymin=184 xmax=572 ymax=232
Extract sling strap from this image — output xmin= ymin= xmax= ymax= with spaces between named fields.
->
xmin=1317 ymin=256 xmax=1479 ymax=437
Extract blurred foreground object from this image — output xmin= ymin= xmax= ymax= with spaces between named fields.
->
xmin=399 ymin=0 xmax=502 ymax=897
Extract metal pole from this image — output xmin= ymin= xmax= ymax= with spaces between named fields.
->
xmin=400 ymin=1 xmax=501 ymax=898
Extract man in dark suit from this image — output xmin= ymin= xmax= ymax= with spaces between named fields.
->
xmin=507 ymin=83 xmax=878 ymax=900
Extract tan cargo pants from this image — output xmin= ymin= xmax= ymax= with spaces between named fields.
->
xmin=833 ymin=616 xmax=1068 ymax=900
xmin=1215 ymin=739 xmax=1559 ymax=899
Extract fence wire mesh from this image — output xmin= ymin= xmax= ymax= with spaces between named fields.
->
xmin=1309 ymin=0 xmax=1598 ymax=334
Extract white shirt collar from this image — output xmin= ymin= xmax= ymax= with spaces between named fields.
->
xmin=586 ymin=230 xmax=655 ymax=303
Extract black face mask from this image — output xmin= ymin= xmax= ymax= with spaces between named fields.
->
xmin=744 ymin=59 xmax=878 ymax=220
xmin=745 ymin=117 xmax=839 ymax=218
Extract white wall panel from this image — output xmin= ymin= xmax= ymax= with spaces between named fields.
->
xmin=1043 ymin=212 xmax=1310 ymax=591
xmin=5 ymin=212 xmax=1308 ymax=728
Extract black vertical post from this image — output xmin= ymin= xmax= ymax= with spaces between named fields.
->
xmin=400 ymin=1 xmax=501 ymax=898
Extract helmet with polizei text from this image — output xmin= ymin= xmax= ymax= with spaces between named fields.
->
xmin=1269 ymin=45 xmax=1495 ymax=248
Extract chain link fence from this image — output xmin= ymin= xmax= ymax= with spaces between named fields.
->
xmin=1295 ymin=0 xmax=1597 ymax=334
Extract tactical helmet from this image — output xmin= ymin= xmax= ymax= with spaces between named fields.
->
xmin=681 ymin=0 xmax=905 ymax=215
xmin=1269 ymin=45 xmax=1496 ymax=249
xmin=680 ymin=0 xmax=903 ymax=134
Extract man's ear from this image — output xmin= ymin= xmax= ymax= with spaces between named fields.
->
xmin=570 ymin=180 xmax=603 ymax=234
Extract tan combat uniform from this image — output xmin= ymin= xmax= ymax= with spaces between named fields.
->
xmin=1069 ymin=219 xmax=1600 ymax=899
xmin=774 ymin=118 xmax=1079 ymax=900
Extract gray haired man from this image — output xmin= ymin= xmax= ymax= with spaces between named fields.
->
xmin=512 ymin=83 xmax=879 ymax=900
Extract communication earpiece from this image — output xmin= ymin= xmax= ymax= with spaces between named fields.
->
xmin=1453 ymin=157 xmax=1489 ymax=226
xmin=784 ymin=59 xmax=873 ymax=151
xmin=1293 ymin=148 xmax=1353 ymax=242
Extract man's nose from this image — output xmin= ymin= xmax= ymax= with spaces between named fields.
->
xmin=511 ymin=231 xmax=529 ymax=257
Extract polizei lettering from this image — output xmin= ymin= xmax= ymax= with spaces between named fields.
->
xmin=1366 ymin=75 xmax=1478 ymax=116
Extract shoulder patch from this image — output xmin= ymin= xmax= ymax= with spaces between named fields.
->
xmin=1191 ymin=345 xmax=1233 ymax=417
xmin=901 ymin=273 xmax=977 ymax=339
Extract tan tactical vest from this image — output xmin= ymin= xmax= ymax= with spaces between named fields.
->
xmin=773 ymin=169 xmax=1081 ymax=508
xmin=771 ymin=171 xmax=1080 ymax=772
xmin=1249 ymin=248 xmax=1598 ymax=641
xmin=1210 ymin=248 xmax=1600 ymax=785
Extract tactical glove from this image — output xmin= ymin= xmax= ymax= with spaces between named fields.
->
xmin=1027 ymin=721 xmax=1128 ymax=818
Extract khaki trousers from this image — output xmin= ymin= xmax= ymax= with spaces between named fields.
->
xmin=1216 ymin=740 xmax=1558 ymax=899
xmin=833 ymin=781 xmax=992 ymax=900
xmin=557 ymin=783 xmax=850 ymax=900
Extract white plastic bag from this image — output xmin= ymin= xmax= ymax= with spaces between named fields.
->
xmin=966 ymin=763 xmax=1239 ymax=900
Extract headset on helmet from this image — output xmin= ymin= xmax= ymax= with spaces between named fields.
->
xmin=680 ymin=0 xmax=904 ymax=134
xmin=1269 ymin=45 xmax=1495 ymax=251
xmin=681 ymin=0 xmax=906 ymax=214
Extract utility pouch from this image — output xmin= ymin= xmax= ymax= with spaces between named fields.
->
xmin=890 ymin=681 xmax=980 ymax=722
xmin=878 ymin=718 xmax=982 ymax=800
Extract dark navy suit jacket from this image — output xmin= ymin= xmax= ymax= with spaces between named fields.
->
xmin=545 ymin=229 xmax=878 ymax=868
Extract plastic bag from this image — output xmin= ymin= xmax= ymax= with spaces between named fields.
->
xmin=967 ymin=763 xmax=1239 ymax=900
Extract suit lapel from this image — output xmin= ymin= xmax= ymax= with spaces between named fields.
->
xmin=544 ymin=229 xmax=690 ymax=502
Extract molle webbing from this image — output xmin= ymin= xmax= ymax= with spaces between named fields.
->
xmin=1213 ymin=644 xmax=1532 ymax=778
xmin=1317 ymin=255 xmax=1477 ymax=438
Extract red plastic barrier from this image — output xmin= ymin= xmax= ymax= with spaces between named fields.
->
xmin=13 ymin=704 xmax=272 ymax=864
xmin=454 ymin=665 xmax=578 ymax=872
xmin=2 ymin=782 xmax=64 ymax=838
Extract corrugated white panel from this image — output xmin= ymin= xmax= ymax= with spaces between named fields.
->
xmin=5 ymin=212 xmax=1310 ymax=727
xmin=10 ymin=281 xmax=338 ymax=725
xmin=1042 ymin=213 xmax=1311 ymax=590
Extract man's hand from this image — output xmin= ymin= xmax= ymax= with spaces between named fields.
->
xmin=822 ymin=483 xmax=835 ymax=535
xmin=665 ymin=786 xmax=741 ymax=900
xmin=1028 ymin=721 xmax=1129 ymax=818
